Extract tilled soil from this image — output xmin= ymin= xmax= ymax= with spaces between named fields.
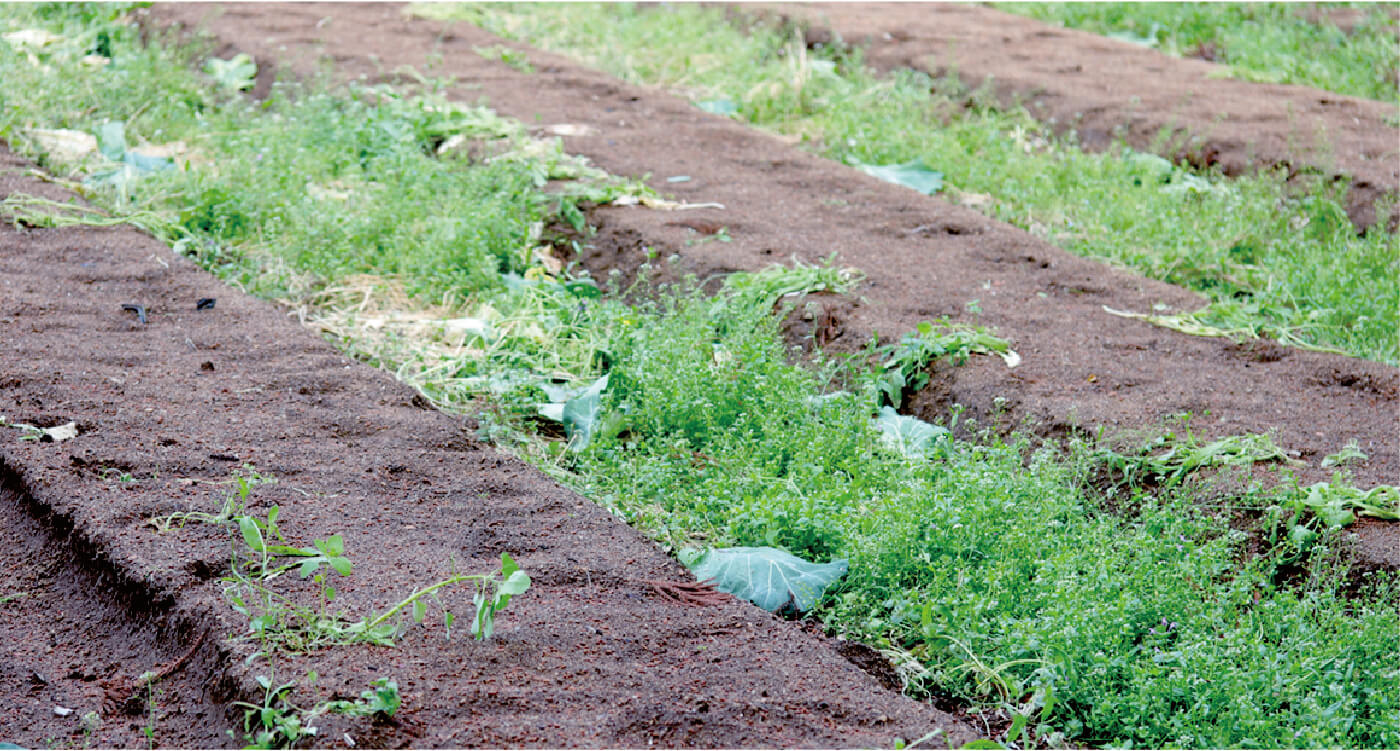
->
xmin=0 ymin=148 xmax=977 ymax=747
xmin=771 ymin=2 xmax=1400 ymax=231
xmin=2 ymin=3 xmax=1398 ymax=747
xmin=150 ymin=4 xmax=1397 ymax=554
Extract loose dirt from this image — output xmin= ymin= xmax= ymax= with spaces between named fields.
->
xmin=770 ymin=2 xmax=1400 ymax=231
xmin=3 ymin=3 xmax=1398 ymax=747
xmin=151 ymin=4 xmax=1396 ymax=546
xmin=0 ymin=147 xmax=976 ymax=747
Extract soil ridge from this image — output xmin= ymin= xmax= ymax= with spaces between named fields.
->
xmin=146 ymin=4 xmax=1400 ymax=496
xmin=1 ymin=146 xmax=975 ymax=746
xmin=768 ymin=2 xmax=1400 ymax=231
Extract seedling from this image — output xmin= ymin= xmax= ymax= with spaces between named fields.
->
xmin=100 ymin=467 xmax=137 ymax=482
xmin=147 ymin=468 xmax=273 ymax=533
xmin=473 ymin=44 xmax=534 ymax=73
xmin=141 ymin=683 xmax=159 ymax=749
xmin=1320 ymin=441 xmax=1368 ymax=468
xmin=683 ymin=226 xmax=732 ymax=246
xmin=877 ymin=319 xmax=1018 ymax=407
xmin=235 ymin=676 xmax=400 ymax=749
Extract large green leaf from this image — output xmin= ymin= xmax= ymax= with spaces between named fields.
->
xmin=851 ymin=158 xmax=944 ymax=195
xmin=874 ymin=406 xmax=948 ymax=459
xmin=561 ymin=373 xmax=607 ymax=448
xmin=682 ymin=546 xmax=847 ymax=612
xmin=96 ymin=120 xmax=126 ymax=161
xmin=536 ymin=374 xmax=610 ymax=451
xmin=695 ymin=99 xmax=738 ymax=116
xmin=86 ymin=121 xmax=173 ymax=190
xmin=205 ymin=53 xmax=258 ymax=91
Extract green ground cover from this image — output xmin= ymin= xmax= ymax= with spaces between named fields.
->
xmin=422 ymin=3 xmax=1400 ymax=366
xmin=999 ymin=2 xmax=1400 ymax=105
xmin=2 ymin=5 xmax=1397 ymax=748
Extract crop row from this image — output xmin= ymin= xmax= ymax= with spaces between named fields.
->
xmin=0 ymin=5 xmax=1395 ymax=747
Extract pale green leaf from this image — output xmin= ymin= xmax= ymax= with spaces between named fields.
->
xmin=238 ymin=517 xmax=265 ymax=552
xmin=852 ymin=158 xmax=944 ymax=195
xmin=684 ymin=546 xmax=847 ymax=612
xmin=500 ymin=569 xmax=531 ymax=596
xmin=875 ymin=406 xmax=948 ymax=459
xmin=561 ymin=374 xmax=608 ymax=451
xmin=696 ymin=99 xmax=738 ymax=116
xmin=205 ymin=53 xmax=257 ymax=91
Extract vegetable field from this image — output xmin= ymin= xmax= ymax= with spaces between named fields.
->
xmin=1 ymin=3 xmax=1396 ymax=749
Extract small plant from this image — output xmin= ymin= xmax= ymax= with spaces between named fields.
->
xmin=100 ymin=467 xmax=137 ymax=482
xmin=223 ymin=502 xmax=531 ymax=652
xmin=876 ymin=319 xmax=1019 ymax=407
xmin=141 ymin=469 xmax=528 ymax=741
xmin=215 ymin=486 xmax=526 ymax=745
xmin=147 ymin=468 xmax=274 ymax=533
xmin=473 ymin=44 xmax=534 ymax=73
xmin=235 ymin=675 xmax=400 ymax=749
xmin=141 ymin=683 xmax=159 ymax=749
xmin=79 ymin=710 xmax=102 ymax=747
xmin=1321 ymin=441 xmax=1368 ymax=468
xmin=683 ymin=226 xmax=732 ymax=246
xmin=1091 ymin=427 xmax=1300 ymax=489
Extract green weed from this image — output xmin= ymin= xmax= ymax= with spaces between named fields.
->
xmin=473 ymin=44 xmax=534 ymax=73
xmin=439 ymin=3 xmax=1400 ymax=365
xmin=147 ymin=467 xmax=274 ymax=533
xmin=1089 ymin=424 xmax=1301 ymax=489
xmin=219 ymin=505 xmax=529 ymax=654
xmin=877 ymin=319 xmax=1019 ymax=408
xmin=235 ymin=675 xmax=399 ymax=749
xmin=2 ymin=6 xmax=1396 ymax=747
xmin=1322 ymin=441 xmax=1369 ymax=468
xmin=146 ymin=469 xmax=527 ymax=744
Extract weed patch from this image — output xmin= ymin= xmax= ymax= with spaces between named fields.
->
xmin=2 ymin=5 xmax=1396 ymax=748
xmin=439 ymin=2 xmax=1400 ymax=365
xmin=1088 ymin=425 xmax=1301 ymax=489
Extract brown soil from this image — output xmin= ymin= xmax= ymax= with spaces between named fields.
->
xmin=769 ymin=2 xmax=1400 ymax=231
xmin=0 ymin=145 xmax=978 ymax=747
xmin=3 ymin=3 xmax=1398 ymax=747
xmin=151 ymin=3 xmax=1396 ymax=535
